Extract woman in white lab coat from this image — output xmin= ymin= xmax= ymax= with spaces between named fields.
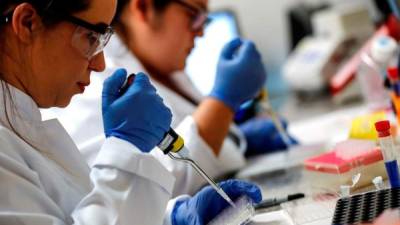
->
xmin=0 ymin=0 xmax=262 ymax=224
xmin=42 ymin=0 xmax=272 ymax=197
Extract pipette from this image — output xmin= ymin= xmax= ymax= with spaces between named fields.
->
xmin=121 ymin=73 xmax=236 ymax=207
xmin=256 ymin=90 xmax=293 ymax=148
xmin=168 ymin=148 xmax=236 ymax=207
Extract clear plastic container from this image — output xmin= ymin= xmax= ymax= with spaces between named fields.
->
xmin=207 ymin=196 xmax=255 ymax=225
xmin=356 ymin=36 xmax=397 ymax=110
xmin=304 ymin=139 xmax=387 ymax=191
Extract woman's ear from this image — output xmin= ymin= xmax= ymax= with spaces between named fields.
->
xmin=129 ymin=0 xmax=152 ymax=22
xmin=11 ymin=3 xmax=44 ymax=44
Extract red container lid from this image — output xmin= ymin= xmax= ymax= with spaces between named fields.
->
xmin=387 ymin=68 xmax=399 ymax=80
xmin=375 ymin=120 xmax=391 ymax=137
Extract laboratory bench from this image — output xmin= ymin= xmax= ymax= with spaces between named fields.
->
xmin=238 ymin=101 xmax=388 ymax=225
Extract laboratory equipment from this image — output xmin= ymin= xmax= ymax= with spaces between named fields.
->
xmin=168 ymin=150 xmax=235 ymax=207
xmin=373 ymin=176 xmax=385 ymax=190
xmin=374 ymin=120 xmax=400 ymax=188
xmin=207 ymin=195 xmax=255 ymax=225
xmin=256 ymin=90 xmax=293 ymax=148
xmin=340 ymin=185 xmax=351 ymax=197
xmin=284 ymin=4 xmax=374 ymax=94
xmin=120 ymin=73 xmax=235 ymax=207
xmin=287 ymin=2 xmax=330 ymax=50
xmin=281 ymin=194 xmax=337 ymax=225
xmin=339 ymin=173 xmax=361 ymax=197
xmin=387 ymin=68 xmax=400 ymax=125
xmin=329 ymin=26 xmax=391 ymax=103
xmin=348 ymin=111 xmax=387 ymax=140
xmin=283 ymin=36 xmax=344 ymax=92
xmin=304 ymin=139 xmax=386 ymax=191
xmin=255 ymin=193 xmax=305 ymax=210
xmin=332 ymin=187 xmax=400 ymax=224
xmin=236 ymin=143 xmax=324 ymax=179
xmin=356 ymin=36 xmax=397 ymax=110
xmin=312 ymin=4 xmax=374 ymax=42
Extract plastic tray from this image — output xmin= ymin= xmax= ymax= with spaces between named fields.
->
xmin=332 ymin=187 xmax=400 ymax=224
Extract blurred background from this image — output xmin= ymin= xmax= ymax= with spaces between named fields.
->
xmin=184 ymin=0 xmax=394 ymax=121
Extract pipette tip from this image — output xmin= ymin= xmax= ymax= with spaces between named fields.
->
xmin=218 ymin=189 xmax=236 ymax=208
xmin=227 ymin=199 xmax=236 ymax=208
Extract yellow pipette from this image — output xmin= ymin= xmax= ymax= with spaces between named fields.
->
xmin=256 ymin=90 xmax=293 ymax=148
xmin=121 ymin=74 xmax=236 ymax=208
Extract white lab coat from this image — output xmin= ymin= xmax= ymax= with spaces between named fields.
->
xmin=0 ymin=84 xmax=179 ymax=225
xmin=41 ymin=35 xmax=246 ymax=196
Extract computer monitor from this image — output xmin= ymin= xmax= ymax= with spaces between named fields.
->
xmin=388 ymin=0 xmax=400 ymax=19
xmin=185 ymin=10 xmax=240 ymax=95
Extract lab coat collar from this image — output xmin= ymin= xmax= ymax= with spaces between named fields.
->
xmin=0 ymin=82 xmax=92 ymax=190
xmin=0 ymin=82 xmax=44 ymax=144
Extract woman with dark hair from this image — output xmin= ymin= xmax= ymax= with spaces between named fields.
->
xmin=0 ymin=0 xmax=261 ymax=224
xmin=43 ymin=0 xmax=295 ymax=197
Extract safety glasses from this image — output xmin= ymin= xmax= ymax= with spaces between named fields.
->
xmin=61 ymin=13 xmax=114 ymax=60
xmin=1 ymin=9 xmax=114 ymax=60
xmin=171 ymin=0 xmax=211 ymax=32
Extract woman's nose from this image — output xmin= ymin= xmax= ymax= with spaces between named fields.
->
xmin=194 ymin=27 xmax=205 ymax=37
xmin=89 ymin=52 xmax=106 ymax=72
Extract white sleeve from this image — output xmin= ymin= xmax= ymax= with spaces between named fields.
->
xmin=73 ymin=137 xmax=176 ymax=225
xmin=151 ymin=116 xmax=246 ymax=196
xmin=0 ymin=137 xmax=176 ymax=225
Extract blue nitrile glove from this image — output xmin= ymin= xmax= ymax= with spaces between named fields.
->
xmin=234 ymin=100 xmax=258 ymax=124
xmin=240 ymin=117 xmax=298 ymax=157
xmin=102 ymin=68 xmax=172 ymax=152
xmin=209 ymin=38 xmax=267 ymax=112
xmin=171 ymin=179 xmax=262 ymax=225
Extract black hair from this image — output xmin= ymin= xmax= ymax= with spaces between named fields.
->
xmin=112 ymin=0 xmax=173 ymax=52
xmin=113 ymin=0 xmax=173 ymax=26
xmin=1 ymin=0 xmax=90 ymax=26
xmin=0 ymin=0 xmax=90 ymax=151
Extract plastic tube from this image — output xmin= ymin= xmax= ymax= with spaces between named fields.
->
xmin=207 ymin=196 xmax=255 ymax=225
xmin=375 ymin=120 xmax=400 ymax=188
xmin=372 ymin=176 xmax=385 ymax=190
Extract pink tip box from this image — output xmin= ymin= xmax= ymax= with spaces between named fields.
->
xmin=304 ymin=139 xmax=387 ymax=191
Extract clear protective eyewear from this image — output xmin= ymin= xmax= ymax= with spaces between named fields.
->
xmin=1 ymin=9 xmax=114 ymax=60
xmin=54 ymin=13 xmax=114 ymax=60
xmin=171 ymin=0 xmax=211 ymax=32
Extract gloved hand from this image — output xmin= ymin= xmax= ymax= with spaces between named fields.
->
xmin=239 ymin=117 xmax=298 ymax=157
xmin=234 ymin=100 xmax=258 ymax=124
xmin=102 ymin=68 xmax=172 ymax=152
xmin=209 ymin=38 xmax=267 ymax=112
xmin=171 ymin=179 xmax=262 ymax=225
